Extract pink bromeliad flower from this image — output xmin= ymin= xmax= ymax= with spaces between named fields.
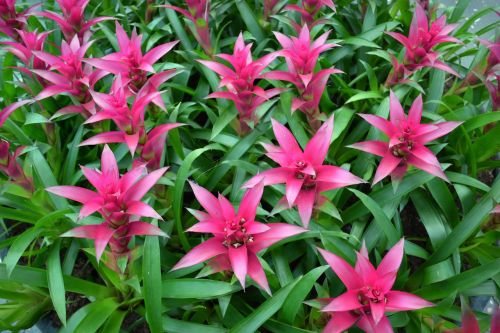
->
xmin=386 ymin=3 xmax=460 ymax=76
xmin=318 ymin=239 xmax=433 ymax=333
xmin=0 ymin=0 xmax=40 ymax=39
xmin=385 ymin=54 xmax=411 ymax=87
xmin=171 ymin=181 xmax=306 ymax=294
xmin=350 ymin=91 xmax=462 ymax=184
xmin=481 ymin=38 xmax=500 ymax=111
xmin=263 ymin=25 xmax=341 ymax=129
xmin=199 ymin=32 xmax=283 ymax=133
xmin=85 ymin=22 xmax=178 ymax=92
xmin=263 ymin=0 xmax=281 ymax=20
xmin=162 ymin=0 xmax=212 ymax=55
xmin=286 ymin=0 xmax=336 ymax=30
xmin=0 ymin=140 xmax=33 ymax=192
xmin=0 ymin=29 xmax=51 ymax=70
xmin=444 ymin=306 xmax=500 ymax=333
xmin=47 ymin=146 xmax=167 ymax=262
xmin=35 ymin=0 xmax=112 ymax=41
xmin=243 ymin=116 xmax=364 ymax=227
xmin=80 ymin=75 xmax=182 ymax=156
xmin=47 ymin=145 xmax=166 ymax=227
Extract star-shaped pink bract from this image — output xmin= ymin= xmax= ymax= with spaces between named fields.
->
xmin=386 ymin=3 xmax=460 ymax=76
xmin=243 ymin=116 xmax=364 ymax=227
xmin=318 ymin=239 xmax=433 ymax=333
xmin=350 ymin=91 xmax=462 ymax=184
xmin=0 ymin=0 xmax=40 ymax=39
xmin=286 ymin=0 xmax=336 ymax=30
xmin=171 ymin=181 xmax=306 ymax=294
xmin=0 ymin=139 xmax=33 ymax=192
xmin=199 ymin=32 xmax=283 ymax=133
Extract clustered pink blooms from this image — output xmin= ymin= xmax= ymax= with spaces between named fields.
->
xmin=444 ymin=306 xmax=500 ymax=333
xmin=0 ymin=0 xmax=40 ymax=39
xmin=244 ymin=116 xmax=364 ymax=227
xmin=0 ymin=29 xmax=50 ymax=72
xmin=162 ymin=0 xmax=212 ymax=55
xmin=199 ymin=33 xmax=283 ymax=133
xmin=350 ymin=91 xmax=461 ymax=184
xmin=0 ymin=140 xmax=33 ymax=192
xmin=171 ymin=181 xmax=306 ymax=294
xmin=35 ymin=0 xmax=112 ymax=41
xmin=286 ymin=0 xmax=336 ymax=31
xmin=481 ymin=37 xmax=499 ymax=111
xmin=86 ymin=22 xmax=179 ymax=92
xmin=386 ymin=3 xmax=460 ymax=79
xmin=318 ymin=239 xmax=433 ymax=333
xmin=264 ymin=25 xmax=341 ymax=130
xmin=47 ymin=145 xmax=167 ymax=262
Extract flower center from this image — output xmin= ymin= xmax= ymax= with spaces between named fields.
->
xmin=358 ymin=287 xmax=387 ymax=306
xmin=222 ymin=217 xmax=254 ymax=248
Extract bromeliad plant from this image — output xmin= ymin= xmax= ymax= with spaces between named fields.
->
xmin=0 ymin=1 xmax=499 ymax=333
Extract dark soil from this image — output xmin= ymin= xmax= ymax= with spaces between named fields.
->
xmin=400 ymin=201 xmax=426 ymax=272
xmin=122 ymin=311 xmax=151 ymax=333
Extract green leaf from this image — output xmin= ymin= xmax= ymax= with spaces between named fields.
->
xmin=415 ymin=259 xmax=500 ymax=300
xmin=346 ymin=91 xmax=382 ymax=104
xmin=47 ymin=240 xmax=66 ymax=326
xmin=74 ymin=297 xmax=120 ymax=333
xmin=163 ymin=316 xmax=226 ymax=333
xmin=162 ymin=279 xmax=240 ymax=299
xmin=279 ymin=265 xmax=328 ymax=324
xmin=229 ymin=278 xmax=300 ymax=333
xmin=4 ymin=227 xmax=42 ymax=276
xmin=343 ymin=36 xmax=381 ymax=49
xmin=349 ymin=188 xmax=400 ymax=245
xmin=143 ymin=221 xmax=162 ymax=333
xmin=235 ymin=0 xmax=265 ymax=42
xmin=101 ymin=311 xmax=126 ymax=333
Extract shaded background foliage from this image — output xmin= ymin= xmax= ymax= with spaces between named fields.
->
xmin=0 ymin=0 xmax=499 ymax=332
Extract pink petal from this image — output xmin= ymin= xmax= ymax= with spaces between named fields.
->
xmin=35 ymin=86 xmax=70 ymax=100
xmin=123 ymin=167 xmax=167 ymax=202
xmin=385 ymin=291 xmax=433 ymax=311
xmin=411 ymin=4 xmax=429 ymax=41
xmin=228 ymin=245 xmax=248 ymax=289
xmin=354 ymin=251 xmax=377 ymax=284
xmin=250 ymin=223 xmax=306 ymax=252
xmin=414 ymin=121 xmax=462 ymax=143
xmin=304 ymin=115 xmax=334 ymax=166
xmin=430 ymin=60 xmax=460 ymax=77
xmin=127 ymin=201 xmax=162 ymax=220
xmin=187 ymin=220 xmax=224 ymax=234
xmin=271 ymin=119 xmax=302 ymax=156
xmin=491 ymin=307 xmax=500 ymax=333
xmin=385 ymin=32 xmax=411 ymax=50
xmin=407 ymin=94 xmax=423 ymax=126
xmin=80 ymin=131 xmax=125 ymax=146
xmin=101 ymin=145 xmax=119 ymax=182
xmin=84 ymin=58 xmax=128 ymax=74
xmin=315 ymin=165 xmax=364 ymax=185
xmin=359 ymin=114 xmax=398 ymax=138
xmin=79 ymin=197 xmax=105 ymax=218
xmin=245 ymin=222 xmax=270 ymax=234
xmin=0 ymin=100 xmax=33 ymax=126
xmin=295 ymin=189 xmax=316 ymax=228
xmin=317 ymin=248 xmax=363 ymax=290
xmin=373 ymin=153 xmax=402 ymax=185
xmin=218 ymin=193 xmax=235 ymax=221
xmin=171 ymin=237 xmax=227 ymax=271
xmin=142 ymin=41 xmax=178 ymax=66
xmin=286 ymin=177 xmax=304 ymax=206
xmin=189 ymin=181 xmax=224 ymax=220
xmin=377 ymin=238 xmax=405 ymax=278
xmin=407 ymin=154 xmax=447 ymax=181
xmin=46 ymin=186 xmax=96 ymax=203
xmin=124 ymin=132 xmax=140 ymax=155
xmin=370 ymin=301 xmax=386 ymax=324
xmin=348 ymin=141 xmax=388 ymax=157
xmin=198 ymin=59 xmax=235 ymax=78
xmin=322 ymin=290 xmax=362 ymax=312
xmin=322 ymin=312 xmax=358 ymax=333
xmin=247 ymin=251 xmax=270 ymax=295
xmin=61 ymin=224 xmax=115 ymax=262
xmin=389 ymin=90 xmax=406 ymax=127
xmin=242 ymin=168 xmax=290 ymax=188
xmin=358 ymin=314 xmax=394 ymax=333
xmin=237 ymin=181 xmax=264 ymax=222
xmin=119 ymin=221 xmax=167 ymax=237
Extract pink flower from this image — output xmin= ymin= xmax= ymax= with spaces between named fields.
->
xmin=386 ymin=3 xmax=460 ymax=76
xmin=162 ymin=0 xmax=212 ymax=55
xmin=31 ymin=35 xmax=108 ymax=117
xmin=264 ymin=0 xmax=281 ymax=20
xmin=199 ymin=32 xmax=283 ymax=133
xmin=385 ymin=54 xmax=411 ymax=87
xmin=263 ymin=25 xmax=341 ymax=128
xmin=35 ymin=0 xmax=112 ymax=41
xmin=481 ymin=38 xmax=500 ymax=110
xmin=47 ymin=145 xmax=167 ymax=228
xmin=349 ymin=91 xmax=462 ymax=184
xmin=0 ymin=0 xmax=40 ymax=39
xmin=85 ymin=22 xmax=178 ymax=92
xmin=171 ymin=181 xmax=306 ymax=294
xmin=80 ymin=75 xmax=182 ymax=156
xmin=243 ymin=116 xmax=364 ymax=227
xmin=444 ymin=306 xmax=500 ymax=333
xmin=0 ymin=139 xmax=33 ymax=192
xmin=318 ymin=239 xmax=433 ymax=333
xmin=0 ymin=29 xmax=50 ymax=69
xmin=286 ymin=0 xmax=336 ymax=30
